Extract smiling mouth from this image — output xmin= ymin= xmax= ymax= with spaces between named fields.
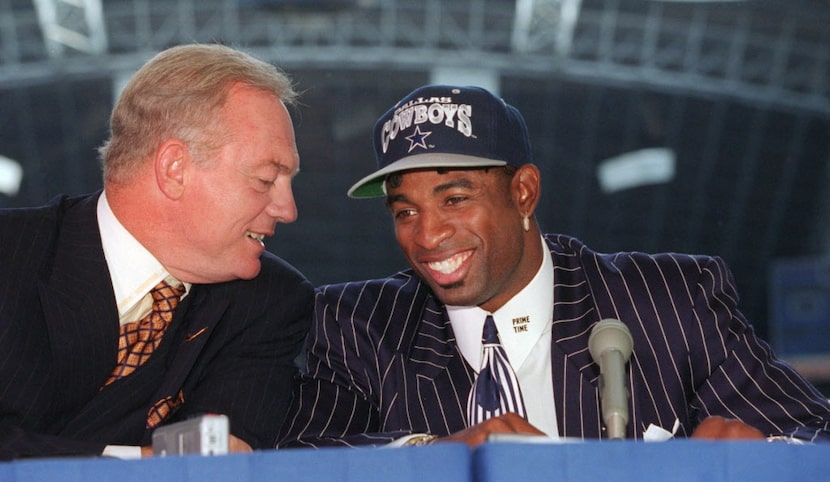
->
xmin=426 ymin=250 xmax=472 ymax=275
xmin=246 ymin=231 xmax=266 ymax=246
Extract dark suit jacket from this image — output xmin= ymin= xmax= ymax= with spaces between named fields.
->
xmin=0 ymin=193 xmax=314 ymax=459
xmin=278 ymin=234 xmax=830 ymax=447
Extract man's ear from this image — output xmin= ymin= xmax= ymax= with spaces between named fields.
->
xmin=512 ymin=163 xmax=541 ymax=216
xmin=155 ymin=139 xmax=187 ymax=199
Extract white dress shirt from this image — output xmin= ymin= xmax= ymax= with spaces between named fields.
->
xmin=97 ymin=192 xmax=189 ymax=325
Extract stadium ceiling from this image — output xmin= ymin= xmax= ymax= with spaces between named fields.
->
xmin=0 ymin=0 xmax=828 ymax=116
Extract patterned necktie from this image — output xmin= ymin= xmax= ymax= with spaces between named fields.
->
xmin=103 ymin=280 xmax=185 ymax=386
xmin=467 ymin=315 xmax=527 ymax=426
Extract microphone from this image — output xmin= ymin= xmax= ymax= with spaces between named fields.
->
xmin=588 ymin=318 xmax=633 ymax=440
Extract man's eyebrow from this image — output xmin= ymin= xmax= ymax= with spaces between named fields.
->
xmin=434 ymin=178 xmax=475 ymax=194
xmin=386 ymin=177 xmax=476 ymax=207
xmin=270 ymin=160 xmax=299 ymax=177
xmin=386 ymin=193 xmax=407 ymax=207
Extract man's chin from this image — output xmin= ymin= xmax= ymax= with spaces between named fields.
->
xmin=238 ymin=266 xmax=262 ymax=280
xmin=232 ymin=259 xmax=262 ymax=281
xmin=438 ymin=280 xmax=465 ymax=291
xmin=428 ymin=280 xmax=481 ymax=306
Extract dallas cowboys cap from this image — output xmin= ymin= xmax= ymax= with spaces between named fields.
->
xmin=347 ymin=84 xmax=532 ymax=198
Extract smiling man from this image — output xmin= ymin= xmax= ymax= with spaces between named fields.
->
xmin=0 ymin=44 xmax=313 ymax=459
xmin=278 ymin=84 xmax=830 ymax=448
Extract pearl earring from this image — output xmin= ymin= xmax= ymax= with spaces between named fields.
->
xmin=523 ymin=215 xmax=530 ymax=232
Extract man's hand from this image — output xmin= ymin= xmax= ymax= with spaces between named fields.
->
xmin=437 ymin=412 xmax=545 ymax=447
xmin=691 ymin=416 xmax=764 ymax=440
xmin=228 ymin=434 xmax=253 ymax=452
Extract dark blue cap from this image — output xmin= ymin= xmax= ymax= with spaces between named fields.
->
xmin=348 ymin=84 xmax=532 ymax=198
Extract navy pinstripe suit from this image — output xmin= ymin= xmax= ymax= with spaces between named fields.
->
xmin=0 ymin=193 xmax=314 ymax=459
xmin=278 ymin=234 xmax=830 ymax=447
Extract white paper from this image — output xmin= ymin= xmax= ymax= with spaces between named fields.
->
xmin=643 ymin=418 xmax=680 ymax=442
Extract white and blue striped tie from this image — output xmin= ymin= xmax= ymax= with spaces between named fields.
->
xmin=467 ymin=315 xmax=527 ymax=426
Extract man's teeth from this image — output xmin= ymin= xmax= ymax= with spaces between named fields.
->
xmin=246 ymin=232 xmax=265 ymax=242
xmin=427 ymin=252 xmax=470 ymax=274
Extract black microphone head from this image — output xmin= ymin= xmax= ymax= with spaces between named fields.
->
xmin=588 ymin=318 xmax=633 ymax=363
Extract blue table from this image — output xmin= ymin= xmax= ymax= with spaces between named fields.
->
xmin=1 ymin=440 xmax=827 ymax=481
xmin=0 ymin=443 xmax=470 ymax=482
xmin=474 ymin=439 xmax=829 ymax=481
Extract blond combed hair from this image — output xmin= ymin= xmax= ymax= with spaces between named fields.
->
xmin=99 ymin=43 xmax=297 ymax=184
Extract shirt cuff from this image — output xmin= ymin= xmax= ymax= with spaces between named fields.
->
xmin=102 ymin=445 xmax=143 ymax=459
xmin=766 ymin=436 xmax=807 ymax=444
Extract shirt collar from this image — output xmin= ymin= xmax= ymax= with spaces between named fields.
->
xmin=448 ymin=236 xmax=553 ymax=371
xmin=97 ymin=191 xmax=186 ymax=317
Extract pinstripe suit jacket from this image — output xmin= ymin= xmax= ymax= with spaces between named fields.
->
xmin=278 ymin=234 xmax=830 ymax=447
xmin=0 ymin=193 xmax=314 ymax=459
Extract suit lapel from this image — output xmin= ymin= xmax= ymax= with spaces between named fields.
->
xmin=149 ymin=285 xmax=228 ymax=402
xmin=390 ymin=274 xmax=473 ymax=433
xmin=401 ymin=274 xmax=457 ymax=380
xmin=546 ymin=235 xmax=604 ymax=439
xmin=38 ymin=193 xmax=120 ymax=401
xmin=59 ymin=283 xmax=228 ymax=439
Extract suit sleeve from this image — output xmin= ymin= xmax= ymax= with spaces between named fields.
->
xmin=0 ymin=198 xmax=114 ymax=459
xmin=690 ymin=256 xmax=830 ymax=442
xmin=174 ymin=254 xmax=315 ymax=449
xmin=277 ymin=286 xmax=411 ymax=447
xmin=0 ymin=426 xmax=107 ymax=460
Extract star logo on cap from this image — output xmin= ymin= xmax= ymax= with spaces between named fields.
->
xmin=405 ymin=126 xmax=432 ymax=153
